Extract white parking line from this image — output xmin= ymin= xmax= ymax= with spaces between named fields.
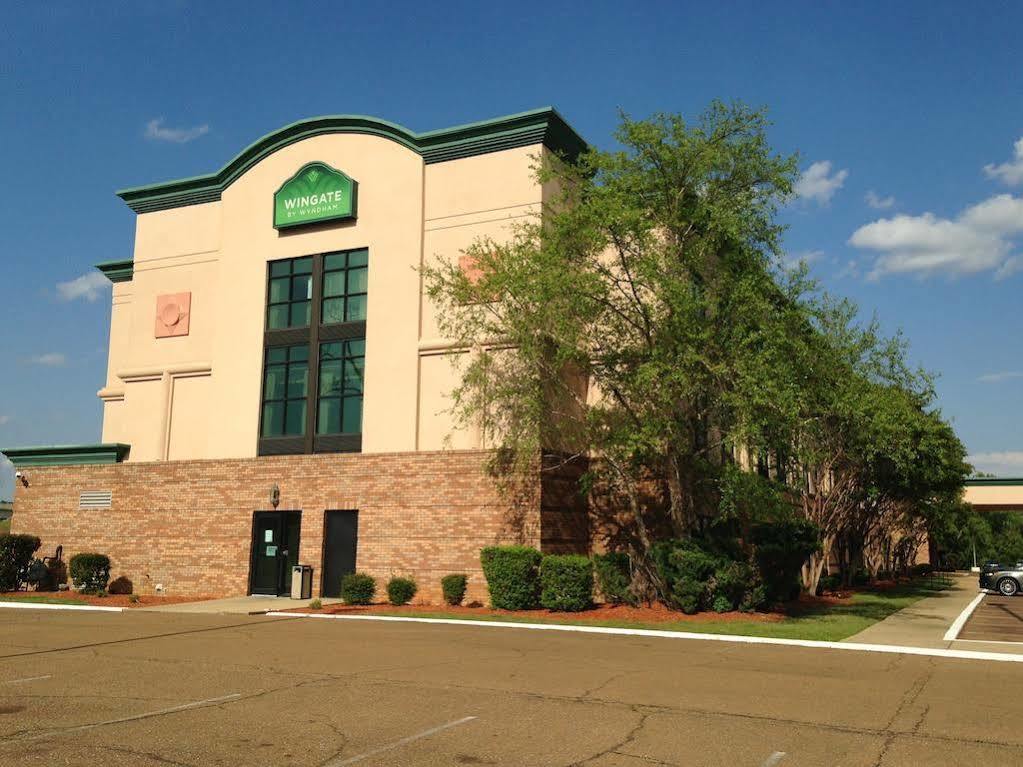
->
xmin=2 ymin=675 xmax=51 ymax=685
xmin=943 ymin=592 xmax=985 ymax=641
xmin=326 ymin=716 xmax=478 ymax=766
xmin=10 ymin=693 xmax=242 ymax=742
xmin=760 ymin=752 xmax=786 ymax=767
xmin=266 ymin=612 xmax=1023 ymax=663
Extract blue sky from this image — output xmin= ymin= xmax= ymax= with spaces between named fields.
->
xmin=2 ymin=1 xmax=1022 ymax=497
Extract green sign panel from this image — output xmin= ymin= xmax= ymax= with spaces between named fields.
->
xmin=273 ymin=162 xmax=357 ymax=229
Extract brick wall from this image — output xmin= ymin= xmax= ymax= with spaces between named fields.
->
xmin=10 ymin=450 xmax=549 ymax=603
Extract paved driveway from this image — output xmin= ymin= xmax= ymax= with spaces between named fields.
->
xmin=1 ymin=610 xmax=1023 ymax=765
xmin=959 ymin=594 xmax=1023 ymax=643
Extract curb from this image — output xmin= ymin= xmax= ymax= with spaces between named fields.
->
xmin=0 ymin=601 xmax=124 ymax=613
xmin=266 ymin=611 xmax=1023 ymax=664
xmin=943 ymin=591 xmax=986 ymax=642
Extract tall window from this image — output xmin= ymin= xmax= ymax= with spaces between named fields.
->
xmin=259 ymin=250 xmax=368 ymax=455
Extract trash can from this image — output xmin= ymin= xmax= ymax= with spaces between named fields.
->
xmin=291 ymin=565 xmax=313 ymax=599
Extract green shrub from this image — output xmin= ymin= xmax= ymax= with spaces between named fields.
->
xmin=818 ymin=573 xmax=841 ymax=593
xmin=480 ymin=546 xmax=542 ymax=610
xmin=910 ymin=563 xmax=934 ymax=577
xmin=69 ymin=553 xmax=111 ymax=594
xmin=340 ymin=572 xmax=376 ymax=605
xmin=127 ymin=594 xmax=141 ymax=604
xmin=0 ymin=534 xmax=41 ymax=591
xmin=308 ymin=598 xmax=322 ymax=610
xmin=751 ymin=518 xmax=820 ymax=603
xmin=712 ymin=594 xmax=732 ymax=613
xmin=387 ymin=577 xmax=417 ymax=606
xmin=108 ymin=576 xmax=133 ymax=595
xmin=851 ymin=569 xmax=870 ymax=586
xmin=593 ymin=552 xmax=636 ymax=605
xmin=739 ymin=582 xmax=767 ymax=612
xmin=441 ymin=573 xmax=468 ymax=606
xmin=712 ymin=561 xmax=754 ymax=611
xmin=651 ymin=539 xmax=722 ymax=614
xmin=539 ymin=555 xmax=593 ymax=612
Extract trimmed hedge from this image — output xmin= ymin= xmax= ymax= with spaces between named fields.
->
xmin=480 ymin=546 xmax=542 ymax=610
xmin=0 ymin=535 xmax=41 ymax=591
xmin=69 ymin=553 xmax=111 ymax=594
xmin=340 ymin=572 xmax=376 ymax=605
xmin=593 ymin=552 xmax=636 ymax=605
xmin=441 ymin=573 xmax=468 ymax=606
xmin=540 ymin=555 xmax=593 ymax=612
xmin=386 ymin=577 xmax=417 ymax=606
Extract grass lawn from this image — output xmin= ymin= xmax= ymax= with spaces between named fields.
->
xmin=338 ymin=577 xmax=954 ymax=642
xmin=0 ymin=594 xmax=86 ymax=606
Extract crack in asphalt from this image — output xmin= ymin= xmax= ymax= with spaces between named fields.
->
xmin=568 ymin=706 xmax=650 ymax=766
xmin=869 ymin=657 xmax=936 ymax=767
xmin=98 ymin=742 xmax=200 ymax=767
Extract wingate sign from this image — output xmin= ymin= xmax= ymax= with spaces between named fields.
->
xmin=273 ymin=162 xmax=358 ymax=229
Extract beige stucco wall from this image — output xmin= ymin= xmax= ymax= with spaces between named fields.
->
xmin=964 ymin=484 xmax=1023 ymax=510
xmin=101 ymin=134 xmax=548 ymax=461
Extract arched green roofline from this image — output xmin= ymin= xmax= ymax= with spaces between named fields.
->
xmin=117 ymin=107 xmax=586 ymax=214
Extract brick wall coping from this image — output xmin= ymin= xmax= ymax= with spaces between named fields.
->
xmin=1 ymin=444 xmax=131 ymax=467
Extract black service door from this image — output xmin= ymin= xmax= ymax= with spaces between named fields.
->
xmin=322 ymin=510 xmax=358 ymax=597
xmin=250 ymin=511 xmax=301 ymax=595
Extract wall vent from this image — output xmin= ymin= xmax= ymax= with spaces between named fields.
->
xmin=79 ymin=491 xmax=112 ymax=510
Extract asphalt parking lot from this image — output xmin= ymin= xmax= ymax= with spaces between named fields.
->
xmin=1 ymin=610 xmax=1023 ymax=766
xmin=959 ymin=594 xmax=1023 ymax=643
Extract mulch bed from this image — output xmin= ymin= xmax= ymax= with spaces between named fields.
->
xmin=0 ymin=592 xmax=216 ymax=609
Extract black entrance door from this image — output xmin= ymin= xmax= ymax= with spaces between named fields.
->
xmin=321 ymin=510 xmax=358 ymax=597
xmin=250 ymin=511 xmax=301 ymax=595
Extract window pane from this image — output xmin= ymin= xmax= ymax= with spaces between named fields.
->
xmin=346 ymin=295 xmax=367 ymax=322
xmin=348 ymin=250 xmax=368 ymax=268
xmin=324 ymin=253 xmax=345 ymax=271
xmin=264 ymin=367 xmax=285 ymax=400
xmin=321 ymin=297 xmax=344 ymax=324
xmin=267 ymin=305 xmax=289 ymax=329
xmin=320 ymin=342 xmax=342 ymax=360
xmin=292 ymin=275 xmax=312 ymax=301
xmin=269 ymin=278 xmax=290 ymax=303
xmin=284 ymin=400 xmax=307 ymax=435
xmin=262 ymin=402 xmax=284 ymax=437
xmin=317 ymin=398 xmax=340 ymax=434
xmin=289 ymin=344 xmax=309 ymax=362
xmin=323 ymin=271 xmax=345 ymax=298
xmin=319 ymin=360 xmax=343 ymax=396
xmin=270 ymin=260 xmax=291 ymax=277
xmin=342 ymin=397 xmax=363 ymax=433
xmin=345 ymin=339 xmax=366 ymax=357
xmin=290 ymin=301 xmax=310 ymax=327
xmin=267 ymin=347 xmax=288 ymax=364
xmin=344 ymin=359 xmax=364 ymax=395
xmin=287 ymin=363 xmax=308 ymax=398
xmin=293 ymin=257 xmax=313 ymax=274
xmin=347 ymin=267 xmax=368 ymax=294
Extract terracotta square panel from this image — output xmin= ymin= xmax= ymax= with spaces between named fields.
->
xmin=155 ymin=292 xmax=191 ymax=338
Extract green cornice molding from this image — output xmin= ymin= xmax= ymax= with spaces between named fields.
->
xmin=964 ymin=477 xmax=1023 ymax=486
xmin=95 ymin=259 xmax=134 ymax=283
xmin=1 ymin=444 xmax=131 ymax=467
xmin=117 ymin=107 xmax=588 ymax=214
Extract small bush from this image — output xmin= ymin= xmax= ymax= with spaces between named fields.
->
xmin=712 ymin=594 xmax=732 ymax=613
xmin=739 ymin=582 xmax=767 ymax=613
xmin=480 ymin=546 xmax=542 ymax=610
xmin=441 ymin=573 xmax=468 ymax=606
xmin=851 ymin=569 xmax=870 ymax=587
xmin=712 ymin=561 xmax=754 ymax=610
xmin=818 ymin=574 xmax=841 ymax=593
xmin=108 ymin=576 xmax=133 ymax=595
xmin=751 ymin=518 xmax=820 ymax=603
xmin=540 ymin=555 xmax=593 ymax=612
xmin=69 ymin=553 xmax=111 ymax=594
xmin=593 ymin=552 xmax=636 ymax=605
xmin=308 ymin=598 xmax=322 ymax=610
xmin=0 ymin=534 xmax=41 ymax=591
xmin=911 ymin=563 xmax=934 ymax=577
xmin=387 ymin=577 xmax=417 ymax=606
xmin=340 ymin=572 xmax=376 ymax=605
xmin=651 ymin=539 xmax=721 ymax=614
xmin=127 ymin=594 xmax=141 ymax=604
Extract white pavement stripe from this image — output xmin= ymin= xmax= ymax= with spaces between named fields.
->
xmin=760 ymin=752 xmax=786 ymax=767
xmin=2 ymin=675 xmax=51 ymax=685
xmin=943 ymin=592 xmax=985 ymax=641
xmin=327 ymin=716 xmax=478 ymax=766
xmin=11 ymin=693 xmax=242 ymax=742
xmin=265 ymin=612 xmax=1023 ymax=664
xmin=0 ymin=601 xmax=123 ymax=613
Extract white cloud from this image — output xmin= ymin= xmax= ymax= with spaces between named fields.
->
xmin=836 ymin=259 xmax=860 ymax=280
xmin=977 ymin=371 xmax=1023 ymax=383
xmin=781 ymin=249 xmax=825 ymax=269
xmin=968 ymin=451 xmax=1023 ymax=477
xmin=145 ymin=117 xmax=210 ymax=144
xmin=849 ymin=193 xmax=1023 ymax=280
xmin=984 ymin=136 xmax=1023 ymax=186
xmin=56 ymin=272 xmax=110 ymax=302
xmin=794 ymin=161 xmax=848 ymax=205
xmin=28 ymin=353 xmax=66 ymax=367
xmin=865 ymin=190 xmax=895 ymax=210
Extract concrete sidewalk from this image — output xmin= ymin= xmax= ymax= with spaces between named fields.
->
xmin=843 ymin=573 xmax=1023 ymax=653
xmin=141 ymin=594 xmax=341 ymax=614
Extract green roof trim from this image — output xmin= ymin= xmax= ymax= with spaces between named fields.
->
xmin=117 ymin=107 xmax=588 ymax=214
xmin=1 ymin=444 xmax=131 ymax=467
xmin=96 ymin=259 xmax=134 ymax=283
xmin=964 ymin=477 xmax=1023 ymax=486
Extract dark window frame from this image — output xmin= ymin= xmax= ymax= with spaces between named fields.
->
xmin=259 ymin=249 xmax=367 ymax=456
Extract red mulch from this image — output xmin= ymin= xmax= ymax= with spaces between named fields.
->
xmin=0 ymin=592 xmax=217 ymax=609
